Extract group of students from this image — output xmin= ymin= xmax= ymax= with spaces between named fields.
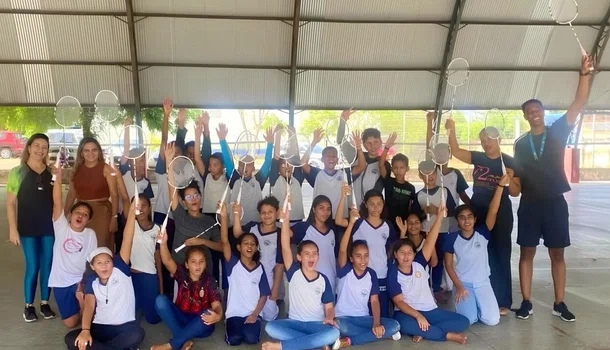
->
xmin=7 ymin=55 xmax=592 ymax=349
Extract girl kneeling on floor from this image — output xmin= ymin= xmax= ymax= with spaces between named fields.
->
xmin=262 ymin=206 xmax=340 ymax=350
xmin=64 ymin=201 xmax=144 ymax=350
xmin=388 ymin=206 xmax=470 ymax=344
xmin=443 ymin=174 xmax=508 ymax=326
xmin=151 ymin=229 xmax=223 ymax=350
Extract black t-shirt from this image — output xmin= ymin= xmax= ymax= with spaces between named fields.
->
xmin=514 ymin=115 xmax=572 ymax=201
xmin=470 ymin=151 xmax=516 ymax=220
xmin=7 ymin=165 xmax=54 ymax=236
xmin=384 ymin=177 xmax=416 ymax=222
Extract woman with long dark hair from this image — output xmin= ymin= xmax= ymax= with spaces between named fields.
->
xmin=64 ymin=138 xmax=119 ymax=250
xmin=6 ymin=133 xmax=57 ymax=322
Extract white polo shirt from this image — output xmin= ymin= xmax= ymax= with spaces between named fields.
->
xmin=335 ymin=263 xmax=379 ymax=318
xmin=443 ymin=225 xmax=491 ymax=284
xmin=285 ymin=262 xmax=334 ymax=322
xmin=387 ymin=252 xmax=437 ymax=312
xmin=225 ymin=255 xmax=271 ymax=319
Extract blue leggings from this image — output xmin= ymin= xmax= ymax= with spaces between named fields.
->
xmin=21 ymin=235 xmax=54 ymax=304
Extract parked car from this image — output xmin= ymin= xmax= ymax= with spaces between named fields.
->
xmin=0 ymin=131 xmax=26 ymax=159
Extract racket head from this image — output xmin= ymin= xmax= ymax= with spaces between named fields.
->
xmin=325 ymin=118 xmax=349 ymax=146
xmin=280 ymin=133 xmax=310 ymax=168
xmin=167 ymin=156 xmax=196 ymax=189
xmin=118 ymin=124 xmax=147 ymax=160
xmin=417 ymin=149 xmax=437 ymax=176
xmin=484 ymin=109 xmax=506 ymax=140
xmin=95 ymin=90 xmax=120 ymax=123
xmin=548 ymin=0 xmax=579 ymax=24
xmin=338 ymin=134 xmax=358 ymax=169
xmin=429 ymin=133 xmax=451 ymax=165
xmin=446 ymin=58 xmax=470 ymax=87
xmin=233 ymin=131 xmax=260 ymax=177
xmin=55 ymin=96 xmax=82 ymax=128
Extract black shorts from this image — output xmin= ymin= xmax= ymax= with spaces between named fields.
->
xmin=517 ymin=195 xmax=570 ymax=249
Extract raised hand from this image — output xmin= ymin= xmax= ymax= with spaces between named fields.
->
xmin=156 ymin=230 xmax=167 ymax=244
xmin=426 ymin=111 xmax=436 ymax=124
xmin=349 ymin=207 xmax=359 ymax=222
xmin=162 ymin=97 xmax=173 ymax=115
xmin=351 ymin=130 xmax=362 ymax=149
xmin=311 ymin=128 xmax=324 ymax=145
xmin=232 ymin=202 xmax=243 ymax=217
xmin=201 ymin=111 xmax=210 ymax=126
xmin=164 ymin=143 xmax=176 ymax=163
xmin=341 ymin=108 xmax=356 ymax=121
xmin=341 ymin=183 xmax=352 ymax=198
xmin=195 ymin=119 xmax=203 ymax=139
xmin=216 ymin=123 xmax=228 ymax=141
xmin=263 ymin=127 xmax=274 ymax=143
xmin=581 ymin=54 xmax=594 ymax=73
xmin=395 ymin=217 xmax=407 ymax=237
xmin=177 ymin=108 xmax=186 ymax=128
xmin=384 ymin=132 xmax=397 ymax=150
xmin=123 ymin=117 xmax=133 ymax=127
xmin=445 ymin=118 xmax=456 ymax=131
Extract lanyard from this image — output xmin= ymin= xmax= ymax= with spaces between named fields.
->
xmin=528 ymin=129 xmax=546 ymax=161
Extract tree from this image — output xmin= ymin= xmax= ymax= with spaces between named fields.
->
xmin=0 ymin=107 xmax=57 ymax=136
xmin=238 ymin=110 xmax=281 ymax=137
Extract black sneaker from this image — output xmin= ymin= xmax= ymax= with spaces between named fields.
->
xmin=552 ymin=302 xmax=576 ymax=322
xmin=515 ymin=300 xmax=533 ymax=320
xmin=23 ymin=305 xmax=38 ymax=323
xmin=40 ymin=303 xmax=56 ymax=320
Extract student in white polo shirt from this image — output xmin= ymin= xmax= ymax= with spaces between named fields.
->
xmin=334 ymin=207 xmax=401 ymax=348
xmin=64 ymin=203 xmax=144 ymax=350
xmin=336 ymin=186 xmax=400 ymax=318
xmin=263 ymin=207 xmax=340 ymax=350
xmin=289 ymin=195 xmax=339 ymax=294
xmin=388 ymin=206 xmax=470 ymax=345
xmin=49 ymin=166 xmax=97 ymax=328
xmin=233 ymin=197 xmax=283 ymax=321
xmin=218 ymin=203 xmax=270 ymax=346
xmin=443 ymin=174 xmax=508 ymax=326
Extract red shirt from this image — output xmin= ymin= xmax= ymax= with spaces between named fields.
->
xmin=173 ymin=266 xmax=220 ymax=314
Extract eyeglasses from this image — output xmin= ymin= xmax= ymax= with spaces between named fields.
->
xmin=184 ymin=193 xmax=201 ymax=201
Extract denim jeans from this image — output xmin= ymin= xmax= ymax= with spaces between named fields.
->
xmin=265 ymin=319 xmax=340 ymax=350
xmin=336 ymin=316 xmax=400 ymax=345
xmin=155 ymin=295 xmax=214 ymax=349
xmin=394 ymin=308 xmax=469 ymax=341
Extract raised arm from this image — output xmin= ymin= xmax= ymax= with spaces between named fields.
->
xmin=379 ymin=133 xmax=397 ymax=179
xmin=218 ymin=202 xmax=232 ymax=262
xmin=119 ymin=201 xmax=137 ymax=264
xmin=300 ymin=128 xmax=323 ymax=174
xmin=156 ymin=228 xmax=178 ymax=275
xmin=279 ymin=209 xmax=293 ymax=268
xmin=231 ymin=203 xmax=244 ymax=239
xmin=201 ymin=111 xmax=212 ymax=167
xmin=217 ymin=123 xmax=234 ymax=179
xmin=445 ymin=118 xmax=472 ymax=164
xmin=104 ymin=165 xmax=119 ymax=235
xmin=485 ymin=174 xmax=508 ymax=231
xmin=256 ymin=127 xmax=275 ymax=182
xmin=193 ymin=117 xmax=206 ymax=176
xmin=566 ymin=55 xmax=594 ymax=125
xmin=164 ymin=143 xmax=179 ymax=211
xmin=338 ymin=208 xmax=359 ymax=269
xmin=426 ymin=111 xmax=435 ymax=149
xmin=52 ymin=167 xmax=63 ymax=221
xmin=421 ymin=206 xmax=444 ymax=262
xmin=334 ymin=184 xmax=351 ymax=227
xmin=175 ymin=108 xmax=187 ymax=153
xmin=63 ymin=181 xmax=77 ymax=216
xmin=349 ymin=131 xmax=367 ymax=176
xmin=337 ymin=109 xmax=357 ymax=162
xmin=159 ymin=98 xmax=172 ymax=162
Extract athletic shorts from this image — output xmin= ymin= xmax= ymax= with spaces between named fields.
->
xmin=53 ymin=283 xmax=80 ymax=320
xmin=517 ymin=195 xmax=570 ymax=249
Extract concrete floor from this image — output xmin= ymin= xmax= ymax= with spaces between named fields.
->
xmin=1 ymin=183 xmax=610 ymax=350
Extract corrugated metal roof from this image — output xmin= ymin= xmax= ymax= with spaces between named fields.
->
xmin=296 ymin=71 xmax=437 ymax=109
xmin=134 ymin=0 xmax=293 ymax=17
xmin=139 ymin=67 xmax=288 ymax=107
xmin=137 ymin=18 xmax=290 ymax=65
xmin=463 ymin=0 xmax=610 ymax=23
xmin=301 ymin=0 xmax=453 ymax=21
xmin=1 ymin=0 xmax=125 ymax=11
xmin=298 ymin=23 xmax=447 ymax=68
xmin=452 ymin=25 xmax=596 ymax=68
xmin=0 ymin=65 xmax=27 ymax=103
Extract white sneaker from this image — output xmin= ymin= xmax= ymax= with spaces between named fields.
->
xmin=392 ymin=332 xmax=402 ymax=341
xmin=332 ymin=338 xmax=342 ymax=350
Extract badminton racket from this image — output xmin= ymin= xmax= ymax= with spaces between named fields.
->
xmin=418 ymin=149 xmax=437 ymax=221
xmin=52 ymin=96 xmax=81 ymax=183
xmin=325 ymin=118 xmax=358 ymax=208
xmin=548 ymin=0 xmax=590 ymax=60
xmin=278 ymin=131 xmax=310 ymax=222
xmin=484 ymin=109 xmax=508 ymax=183
xmin=175 ymin=203 xmax=242 ymax=253
xmin=119 ymin=124 xmax=147 ymax=215
xmin=95 ymin=90 xmax=120 ymax=175
xmin=445 ymin=58 xmax=470 ymax=121
xmin=159 ymin=156 xmax=195 ymax=241
xmin=430 ymin=133 xmax=451 ymax=218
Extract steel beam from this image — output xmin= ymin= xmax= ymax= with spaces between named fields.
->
xmin=125 ymin=0 xmax=142 ymax=127
xmin=433 ymin=0 xmax=467 ymax=134
xmin=288 ymin=0 xmax=302 ymax=127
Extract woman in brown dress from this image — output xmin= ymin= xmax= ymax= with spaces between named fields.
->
xmin=64 ymin=138 xmax=119 ymax=250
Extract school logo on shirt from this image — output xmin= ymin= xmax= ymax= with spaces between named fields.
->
xmin=264 ymin=240 xmax=271 ymax=246
xmin=381 ymin=233 xmax=388 ymax=240
xmin=251 ymin=279 xmax=258 ymax=285
xmin=415 ymin=271 xmax=422 ymax=278
xmin=361 ymin=289 xmax=368 ymax=297
xmin=475 ymin=241 xmax=481 ymax=248
xmin=330 ymin=240 xmax=335 ymax=247
xmin=372 ymin=168 xmax=378 ymax=175
xmin=315 ymin=287 xmax=322 ymax=295
xmin=251 ymin=182 xmax=255 ymax=188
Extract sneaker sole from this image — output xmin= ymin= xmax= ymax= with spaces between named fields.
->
xmin=516 ymin=309 xmax=533 ymax=320
xmin=43 ymin=314 xmax=56 ymax=320
xmin=552 ymin=310 xmax=576 ymax=322
xmin=22 ymin=314 xmax=37 ymax=323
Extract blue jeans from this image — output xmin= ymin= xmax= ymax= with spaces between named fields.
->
xmin=225 ymin=316 xmax=261 ymax=345
xmin=265 ymin=319 xmax=340 ymax=350
xmin=132 ymin=272 xmax=161 ymax=324
xmin=454 ymin=281 xmax=500 ymax=326
xmin=155 ymin=295 xmax=214 ymax=349
xmin=21 ymin=235 xmax=54 ymax=304
xmin=65 ymin=321 xmax=145 ymax=350
xmin=336 ymin=316 xmax=400 ymax=345
xmin=432 ymin=233 xmax=448 ymax=293
xmin=394 ymin=308 xmax=469 ymax=341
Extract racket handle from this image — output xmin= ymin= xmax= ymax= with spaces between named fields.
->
xmin=135 ymin=183 xmax=140 ymax=215
xmin=157 ymin=216 xmax=169 ymax=244
xmin=280 ymin=195 xmax=290 ymax=223
xmin=217 ymin=184 xmax=230 ymax=214
xmin=51 ymin=174 xmax=57 ymax=182
xmin=236 ymin=186 xmax=243 ymax=205
xmin=174 ymin=244 xmax=186 ymax=253
xmin=427 ymin=213 xmax=430 ymax=221
xmin=350 ymin=191 xmax=358 ymax=209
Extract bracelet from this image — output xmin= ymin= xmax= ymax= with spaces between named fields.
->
xmin=580 ymin=71 xmax=592 ymax=76
xmin=497 ymin=183 xmax=504 ymax=187
xmin=81 ymin=328 xmax=90 ymax=331
xmin=384 ymin=146 xmax=390 ymax=150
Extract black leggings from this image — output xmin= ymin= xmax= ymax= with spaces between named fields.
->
xmin=65 ymin=321 xmax=144 ymax=350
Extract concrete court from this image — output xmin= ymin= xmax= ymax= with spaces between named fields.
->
xmin=1 ymin=183 xmax=609 ymax=350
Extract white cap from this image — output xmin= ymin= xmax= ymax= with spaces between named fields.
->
xmin=87 ymin=247 xmax=113 ymax=263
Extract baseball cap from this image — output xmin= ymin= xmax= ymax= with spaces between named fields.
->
xmin=87 ymin=247 xmax=113 ymax=263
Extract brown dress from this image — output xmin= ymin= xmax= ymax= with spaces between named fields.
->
xmin=72 ymin=161 xmax=113 ymax=249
